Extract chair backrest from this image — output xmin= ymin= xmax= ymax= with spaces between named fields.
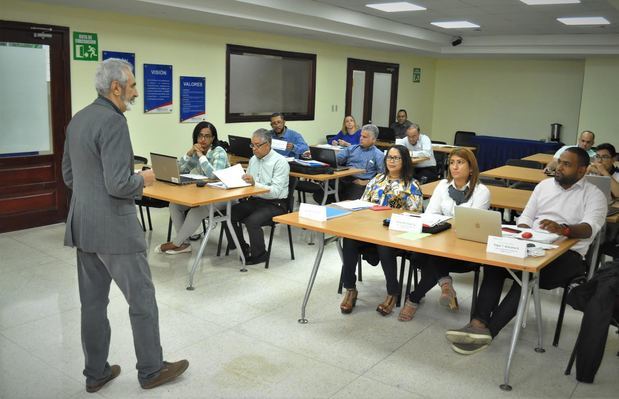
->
xmin=454 ymin=131 xmax=476 ymax=146
xmin=506 ymin=159 xmax=544 ymax=169
xmin=431 ymin=140 xmax=447 ymax=145
xmin=286 ymin=176 xmax=299 ymax=212
xmin=134 ymin=155 xmax=148 ymax=164
xmin=326 ymin=134 xmax=336 ymax=143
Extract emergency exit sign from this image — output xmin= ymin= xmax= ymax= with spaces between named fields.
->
xmin=73 ymin=32 xmax=98 ymax=61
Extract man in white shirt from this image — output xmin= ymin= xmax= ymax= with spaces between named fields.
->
xmin=545 ymin=130 xmax=596 ymax=173
xmin=396 ymin=123 xmax=437 ymax=183
xmin=227 ymin=128 xmax=290 ymax=265
xmin=446 ymin=147 xmax=607 ymax=355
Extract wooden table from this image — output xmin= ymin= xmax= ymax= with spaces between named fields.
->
xmin=290 ymin=168 xmax=364 ymax=205
xmin=273 ymin=208 xmax=576 ymax=390
xmin=431 ymin=144 xmax=477 ymax=154
xmin=420 ymin=181 xmax=532 ymax=212
xmin=143 ymin=181 xmax=268 ymax=288
xmin=480 ymin=165 xmax=549 ymax=184
xmin=229 ymin=154 xmax=250 ymax=165
xmin=521 ymin=153 xmax=554 ymax=165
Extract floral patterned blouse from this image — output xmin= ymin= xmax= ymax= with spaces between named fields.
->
xmin=361 ymin=174 xmax=423 ymax=211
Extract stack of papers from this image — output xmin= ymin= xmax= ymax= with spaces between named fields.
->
xmin=500 ymin=225 xmax=560 ymax=244
xmin=293 ymin=159 xmax=329 ymax=167
xmin=332 ymin=200 xmax=375 ymax=211
xmin=180 ymin=173 xmax=208 ymax=180
xmin=210 ymin=164 xmax=250 ymax=189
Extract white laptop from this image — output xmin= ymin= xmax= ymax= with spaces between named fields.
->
xmin=585 ymin=175 xmax=612 ymax=205
xmin=454 ymin=206 xmax=502 ymax=244
xmin=150 ymin=152 xmax=202 ymax=185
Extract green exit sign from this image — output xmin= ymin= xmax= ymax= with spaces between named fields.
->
xmin=73 ymin=31 xmax=98 ymax=61
xmin=412 ymin=67 xmax=421 ymax=83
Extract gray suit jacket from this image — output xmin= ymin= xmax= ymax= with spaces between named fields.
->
xmin=62 ymin=96 xmax=147 ymax=254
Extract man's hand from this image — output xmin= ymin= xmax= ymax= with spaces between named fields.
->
xmin=242 ymin=174 xmax=255 ymax=185
xmin=140 ymin=169 xmax=156 ymax=187
xmin=538 ymin=219 xmax=563 ymax=235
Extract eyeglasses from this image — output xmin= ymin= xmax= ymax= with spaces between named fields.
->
xmin=249 ymin=142 xmax=268 ymax=149
xmin=197 ymin=133 xmax=213 ymax=140
xmin=594 ymin=154 xmax=612 ymax=160
xmin=386 ymin=156 xmax=402 ymax=162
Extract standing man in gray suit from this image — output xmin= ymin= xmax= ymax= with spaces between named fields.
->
xmin=62 ymin=58 xmax=189 ymax=393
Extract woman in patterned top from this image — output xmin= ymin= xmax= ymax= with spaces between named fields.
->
xmin=155 ymin=122 xmax=230 ymax=255
xmin=340 ymin=145 xmax=423 ymax=316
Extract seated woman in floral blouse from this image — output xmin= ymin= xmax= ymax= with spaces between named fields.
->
xmin=340 ymin=144 xmax=423 ymax=316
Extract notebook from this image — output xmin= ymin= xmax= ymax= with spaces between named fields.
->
xmin=309 ymin=146 xmax=349 ymax=171
xmin=454 ymin=206 xmax=502 ymax=244
xmin=150 ymin=152 xmax=204 ymax=185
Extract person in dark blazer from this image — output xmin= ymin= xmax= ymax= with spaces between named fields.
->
xmin=62 ymin=58 xmax=188 ymax=393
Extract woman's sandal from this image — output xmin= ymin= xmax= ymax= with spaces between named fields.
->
xmin=398 ymin=299 xmax=418 ymax=321
xmin=376 ymin=294 xmax=397 ymax=316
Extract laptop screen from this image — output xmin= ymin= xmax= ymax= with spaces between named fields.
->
xmin=150 ymin=152 xmax=182 ymax=184
xmin=309 ymin=146 xmax=337 ymax=168
xmin=228 ymin=135 xmax=253 ymax=159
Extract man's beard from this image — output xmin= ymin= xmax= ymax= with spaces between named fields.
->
xmin=121 ymin=93 xmax=135 ymax=111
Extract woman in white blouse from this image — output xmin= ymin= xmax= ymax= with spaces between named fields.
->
xmin=398 ymin=148 xmax=490 ymax=321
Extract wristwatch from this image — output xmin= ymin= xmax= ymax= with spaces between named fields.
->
xmin=560 ymin=223 xmax=571 ymax=237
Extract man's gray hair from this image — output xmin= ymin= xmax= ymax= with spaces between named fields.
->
xmin=95 ymin=58 xmax=132 ymax=96
xmin=361 ymin=124 xmax=379 ymax=139
xmin=408 ymin=122 xmax=421 ymax=132
xmin=253 ymin=128 xmax=272 ymax=144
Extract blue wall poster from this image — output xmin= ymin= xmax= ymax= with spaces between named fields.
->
xmin=102 ymin=51 xmax=135 ymax=74
xmin=143 ymin=64 xmax=173 ymax=113
xmin=180 ymin=76 xmax=206 ymax=123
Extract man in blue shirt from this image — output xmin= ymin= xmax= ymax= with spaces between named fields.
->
xmin=314 ymin=124 xmax=385 ymax=202
xmin=268 ymin=112 xmax=309 ymax=158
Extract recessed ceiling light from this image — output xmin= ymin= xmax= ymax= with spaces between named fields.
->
xmin=557 ymin=16 xmax=610 ymax=25
xmin=366 ymin=2 xmax=426 ymax=12
xmin=520 ymin=0 xmax=580 ymax=5
xmin=431 ymin=21 xmax=480 ymax=29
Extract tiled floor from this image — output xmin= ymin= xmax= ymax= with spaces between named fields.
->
xmin=1 ymin=207 xmax=617 ymax=398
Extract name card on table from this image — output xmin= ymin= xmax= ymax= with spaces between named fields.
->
xmin=271 ymin=139 xmax=288 ymax=151
xmin=486 ymin=236 xmax=527 ymax=258
xmin=299 ymin=203 xmax=327 ymax=221
xmin=389 ymin=213 xmax=423 ymax=233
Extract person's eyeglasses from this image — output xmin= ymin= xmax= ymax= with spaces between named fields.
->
xmin=386 ymin=156 xmax=402 ymax=162
xmin=197 ymin=133 xmax=213 ymax=140
xmin=249 ymin=142 xmax=268 ymax=149
xmin=595 ymin=154 xmax=612 ymax=160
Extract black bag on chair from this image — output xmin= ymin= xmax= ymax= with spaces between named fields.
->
xmin=289 ymin=162 xmax=333 ymax=175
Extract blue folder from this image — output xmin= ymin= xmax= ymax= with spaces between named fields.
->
xmin=326 ymin=207 xmax=352 ymax=219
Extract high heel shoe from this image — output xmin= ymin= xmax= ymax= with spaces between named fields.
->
xmin=397 ymin=299 xmax=418 ymax=321
xmin=340 ymin=288 xmax=358 ymax=314
xmin=439 ymin=279 xmax=459 ymax=311
xmin=376 ymin=294 xmax=397 ymax=316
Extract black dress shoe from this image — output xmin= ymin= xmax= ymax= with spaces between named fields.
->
xmin=245 ymin=252 xmax=268 ymax=265
xmin=86 ymin=364 xmax=121 ymax=393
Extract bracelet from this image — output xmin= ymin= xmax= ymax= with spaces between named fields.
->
xmin=560 ymin=223 xmax=571 ymax=237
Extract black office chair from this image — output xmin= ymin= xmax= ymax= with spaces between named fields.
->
xmin=133 ymin=155 xmax=172 ymax=240
xmin=431 ymin=140 xmax=447 ymax=179
xmin=326 ymin=134 xmax=336 ymax=144
xmin=454 ymin=131 xmax=476 ymax=147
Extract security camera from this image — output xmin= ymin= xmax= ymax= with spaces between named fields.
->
xmin=451 ymin=36 xmax=463 ymax=46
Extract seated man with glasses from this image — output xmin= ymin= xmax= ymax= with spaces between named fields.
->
xmin=588 ymin=142 xmax=619 ymax=198
xmin=226 ymin=128 xmax=290 ymax=265
xmin=156 ymin=122 xmax=229 ymax=255
xmin=268 ymin=112 xmax=309 ymax=159
xmin=395 ymin=123 xmax=438 ymax=184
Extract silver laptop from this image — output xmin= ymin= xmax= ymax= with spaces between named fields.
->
xmin=309 ymin=146 xmax=349 ymax=171
xmin=454 ymin=206 xmax=502 ymax=244
xmin=585 ymin=175 xmax=612 ymax=205
xmin=150 ymin=152 xmax=198 ymax=185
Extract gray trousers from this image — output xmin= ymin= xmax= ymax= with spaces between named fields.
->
xmin=169 ymin=202 xmax=225 ymax=246
xmin=77 ymin=249 xmax=163 ymax=385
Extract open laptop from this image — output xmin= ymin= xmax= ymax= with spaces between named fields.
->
xmin=585 ymin=175 xmax=612 ymax=205
xmin=454 ymin=206 xmax=502 ymax=244
xmin=228 ymin=135 xmax=253 ymax=159
xmin=150 ymin=152 xmax=200 ymax=185
xmin=309 ymin=146 xmax=349 ymax=171
xmin=378 ymin=126 xmax=395 ymax=142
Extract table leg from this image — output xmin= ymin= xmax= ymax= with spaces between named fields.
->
xmin=333 ymin=178 xmax=340 ymax=202
xmin=186 ymin=204 xmax=215 ymax=290
xmin=299 ymin=232 xmax=326 ymax=324
xmin=222 ymin=200 xmax=247 ymax=272
xmin=532 ymin=274 xmax=545 ymax=353
xmin=500 ymin=271 xmax=530 ymax=391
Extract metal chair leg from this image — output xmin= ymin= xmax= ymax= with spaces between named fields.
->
xmin=265 ymin=224 xmax=276 ymax=269
xmin=146 ymin=206 xmax=153 ymax=231
xmin=553 ymin=283 xmax=571 ymax=347
xmin=167 ymin=217 xmax=172 ymax=242
xmin=357 ymin=255 xmax=363 ymax=282
xmin=216 ymin=222 xmax=225 ymax=257
xmin=471 ymin=267 xmax=481 ymax=319
xmin=138 ymin=205 xmax=146 ymax=231
xmin=287 ymin=225 xmax=295 ymax=260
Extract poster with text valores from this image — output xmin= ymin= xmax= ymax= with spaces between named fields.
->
xmin=144 ymin=64 xmax=172 ymax=113
xmin=180 ymin=76 xmax=206 ymax=123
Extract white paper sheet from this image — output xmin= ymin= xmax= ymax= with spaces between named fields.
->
xmin=271 ymin=139 xmax=288 ymax=151
xmin=212 ymin=164 xmax=250 ymax=189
